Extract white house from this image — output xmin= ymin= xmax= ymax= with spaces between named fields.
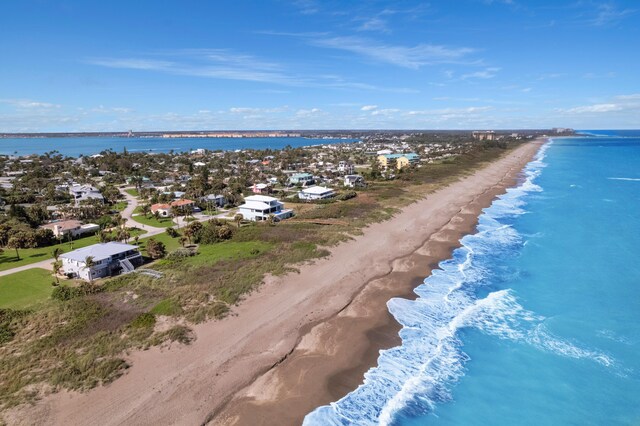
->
xmin=60 ymin=242 xmax=143 ymax=281
xmin=69 ymin=184 xmax=104 ymax=205
xmin=40 ymin=220 xmax=100 ymax=238
xmin=338 ymin=161 xmax=355 ymax=175
xmin=298 ymin=186 xmax=336 ymax=201
xmin=237 ymin=195 xmax=293 ymax=222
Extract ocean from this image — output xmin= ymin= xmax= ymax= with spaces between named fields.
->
xmin=304 ymin=131 xmax=640 ymax=425
xmin=0 ymin=136 xmax=357 ymax=157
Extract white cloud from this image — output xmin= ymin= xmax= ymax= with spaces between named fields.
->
xmin=565 ymin=103 xmax=622 ymax=114
xmin=361 ymin=105 xmax=378 ymax=111
xmin=0 ymin=99 xmax=61 ymax=109
xmin=310 ymin=36 xmax=475 ymax=69
xmin=461 ymin=67 xmax=501 ymax=80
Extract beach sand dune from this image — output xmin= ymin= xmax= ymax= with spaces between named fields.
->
xmin=6 ymin=141 xmax=543 ymax=426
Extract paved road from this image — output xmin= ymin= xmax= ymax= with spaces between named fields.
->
xmin=119 ymin=187 xmax=166 ymax=237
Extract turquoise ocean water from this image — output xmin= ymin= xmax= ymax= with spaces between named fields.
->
xmin=305 ymin=131 xmax=640 ymax=425
xmin=0 ymin=136 xmax=356 ymax=157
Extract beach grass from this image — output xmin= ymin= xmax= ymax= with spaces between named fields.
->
xmin=0 ymin=269 xmax=54 ymax=310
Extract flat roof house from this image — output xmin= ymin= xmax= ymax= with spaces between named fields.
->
xmin=237 ymin=195 xmax=293 ymax=222
xmin=288 ymin=172 xmax=314 ymax=186
xmin=60 ymin=242 xmax=143 ymax=281
xmin=298 ymin=186 xmax=336 ymax=201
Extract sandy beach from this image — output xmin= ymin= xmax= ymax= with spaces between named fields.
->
xmin=6 ymin=140 xmax=543 ymax=426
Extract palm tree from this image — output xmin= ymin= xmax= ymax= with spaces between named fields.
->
xmin=141 ymin=204 xmax=151 ymax=218
xmin=234 ymin=213 xmax=243 ymax=228
xmin=52 ymin=247 xmax=64 ymax=262
xmin=134 ymin=235 xmax=140 ymax=245
xmin=52 ymin=260 xmax=62 ymax=284
xmin=84 ymin=256 xmax=95 ymax=282
xmin=179 ymin=236 xmax=188 ymax=247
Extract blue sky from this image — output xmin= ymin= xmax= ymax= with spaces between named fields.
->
xmin=0 ymin=0 xmax=638 ymax=132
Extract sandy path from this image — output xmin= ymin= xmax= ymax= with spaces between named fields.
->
xmin=6 ymin=141 xmax=543 ymax=426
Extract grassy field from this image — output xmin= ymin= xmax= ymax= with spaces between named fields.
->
xmin=130 ymin=214 xmax=175 ymax=228
xmin=0 ymin=269 xmax=54 ymax=309
xmin=124 ymin=188 xmax=139 ymax=197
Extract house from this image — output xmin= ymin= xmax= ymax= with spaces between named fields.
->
xmin=338 ymin=161 xmax=355 ymax=175
xmin=298 ymin=186 xmax=336 ymax=201
xmin=377 ymin=153 xmax=420 ymax=170
xmin=288 ymin=172 xmax=314 ymax=186
xmin=344 ymin=175 xmax=366 ymax=188
xmin=151 ymin=203 xmax=172 ymax=217
xmin=250 ymin=183 xmax=272 ymax=194
xmin=203 ymin=194 xmax=226 ymax=208
xmin=237 ymin=195 xmax=293 ymax=222
xmin=69 ymin=184 xmax=104 ymax=205
xmin=60 ymin=242 xmax=143 ymax=281
xmin=40 ymin=220 xmax=100 ymax=238
xmin=151 ymin=199 xmax=195 ymax=217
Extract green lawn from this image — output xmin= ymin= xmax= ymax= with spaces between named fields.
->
xmin=186 ymin=241 xmax=273 ymax=267
xmin=130 ymin=214 xmax=175 ymax=228
xmin=113 ymin=201 xmax=128 ymax=211
xmin=138 ymin=231 xmax=182 ymax=256
xmin=124 ymin=188 xmax=139 ymax=197
xmin=0 ymin=269 xmax=54 ymax=310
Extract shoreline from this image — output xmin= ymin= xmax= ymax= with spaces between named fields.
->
xmin=214 ymin=140 xmax=543 ymax=425
xmin=6 ymin=140 xmax=544 ymax=426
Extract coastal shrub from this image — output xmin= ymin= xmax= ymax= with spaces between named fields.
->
xmin=52 ymin=285 xmax=83 ymax=301
xmin=197 ymin=221 xmax=234 ymax=244
xmin=166 ymin=248 xmax=196 ymax=261
xmin=165 ymin=227 xmax=178 ymax=238
xmin=165 ymin=325 xmax=194 ymax=344
xmin=146 ymin=238 xmax=167 ymax=259
xmin=337 ymin=191 xmax=357 ymax=201
xmin=130 ymin=312 xmax=156 ymax=328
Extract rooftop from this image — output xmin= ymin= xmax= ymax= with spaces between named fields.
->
xmin=60 ymin=242 xmax=139 ymax=263
xmin=300 ymin=186 xmax=334 ymax=195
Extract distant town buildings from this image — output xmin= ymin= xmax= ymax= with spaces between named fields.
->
xmin=472 ymin=131 xmax=496 ymax=141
